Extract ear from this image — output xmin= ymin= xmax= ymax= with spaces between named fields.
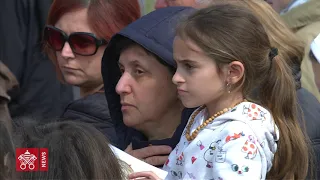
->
xmin=225 ymin=61 xmax=244 ymax=85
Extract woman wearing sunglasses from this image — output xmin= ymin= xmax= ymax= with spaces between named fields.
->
xmin=43 ymin=0 xmax=141 ymax=145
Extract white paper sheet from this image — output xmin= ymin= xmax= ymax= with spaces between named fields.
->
xmin=110 ymin=145 xmax=168 ymax=179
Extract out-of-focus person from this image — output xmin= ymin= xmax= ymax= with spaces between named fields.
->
xmin=0 ymin=0 xmax=74 ymax=121
xmin=266 ymin=0 xmax=320 ymax=100
xmin=14 ymin=120 xmax=127 ymax=180
xmin=0 ymin=62 xmax=17 ymax=180
xmin=0 ymin=61 xmax=18 ymax=131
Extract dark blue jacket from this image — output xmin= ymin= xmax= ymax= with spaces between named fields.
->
xmin=101 ymin=7 xmax=196 ymax=150
xmin=60 ymin=91 xmax=118 ymax=146
xmin=292 ymin=52 xmax=320 ymax=178
xmin=296 ymin=88 xmax=320 ymax=178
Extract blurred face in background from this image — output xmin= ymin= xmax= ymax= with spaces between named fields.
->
xmin=265 ymin=0 xmax=292 ymax=13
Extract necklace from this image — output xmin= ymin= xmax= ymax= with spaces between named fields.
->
xmin=185 ymin=99 xmax=247 ymax=141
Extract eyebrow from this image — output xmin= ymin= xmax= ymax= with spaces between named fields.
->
xmin=118 ymin=59 xmax=147 ymax=68
xmin=174 ymin=58 xmax=196 ymax=64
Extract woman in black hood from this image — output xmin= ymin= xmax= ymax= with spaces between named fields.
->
xmin=101 ymin=6 xmax=196 ymax=166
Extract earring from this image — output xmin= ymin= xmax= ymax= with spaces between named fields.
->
xmin=226 ymin=82 xmax=231 ymax=94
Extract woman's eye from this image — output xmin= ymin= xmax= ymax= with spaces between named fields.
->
xmin=119 ymin=68 xmax=124 ymax=74
xmin=135 ymin=69 xmax=144 ymax=75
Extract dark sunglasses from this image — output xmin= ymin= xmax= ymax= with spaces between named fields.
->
xmin=43 ymin=25 xmax=108 ymax=56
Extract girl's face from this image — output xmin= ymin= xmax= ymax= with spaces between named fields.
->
xmin=172 ymin=36 xmax=228 ymax=108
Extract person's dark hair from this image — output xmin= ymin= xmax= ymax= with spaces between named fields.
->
xmin=176 ymin=4 xmax=310 ymax=179
xmin=14 ymin=119 xmax=125 ymax=180
xmin=0 ymin=122 xmax=15 ymax=180
xmin=117 ymin=37 xmax=176 ymax=74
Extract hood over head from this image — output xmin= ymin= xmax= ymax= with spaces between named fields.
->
xmin=101 ymin=6 xmax=196 ymax=127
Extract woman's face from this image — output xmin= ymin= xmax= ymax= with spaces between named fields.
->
xmin=116 ymin=45 xmax=179 ymax=129
xmin=55 ymin=8 xmax=106 ymax=88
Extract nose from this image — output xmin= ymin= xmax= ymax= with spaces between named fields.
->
xmin=172 ymin=70 xmax=185 ymax=85
xmin=154 ymin=0 xmax=168 ymax=9
xmin=60 ymin=42 xmax=75 ymax=59
xmin=116 ymin=72 xmax=132 ymax=95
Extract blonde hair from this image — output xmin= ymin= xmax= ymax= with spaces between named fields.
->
xmin=176 ymin=3 xmax=310 ymax=179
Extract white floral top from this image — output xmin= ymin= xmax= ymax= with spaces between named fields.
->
xmin=163 ymin=102 xmax=279 ymax=180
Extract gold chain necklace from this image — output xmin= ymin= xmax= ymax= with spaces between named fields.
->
xmin=185 ymin=99 xmax=247 ymax=141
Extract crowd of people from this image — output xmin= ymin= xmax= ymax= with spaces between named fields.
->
xmin=1 ymin=0 xmax=320 ymax=179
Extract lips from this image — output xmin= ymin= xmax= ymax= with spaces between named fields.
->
xmin=62 ymin=66 xmax=78 ymax=71
xmin=177 ymin=88 xmax=188 ymax=94
xmin=120 ymin=102 xmax=135 ymax=111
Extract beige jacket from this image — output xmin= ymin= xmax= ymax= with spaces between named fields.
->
xmin=282 ymin=0 xmax=320 ymax=101
xmin=0 ymin=61 xmax=18 ymax=132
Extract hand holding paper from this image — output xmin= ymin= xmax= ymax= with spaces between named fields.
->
xmin=125 ymin=143 xmax=172 ymax=166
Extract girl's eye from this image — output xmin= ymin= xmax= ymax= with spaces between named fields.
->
xmin=184 ymin=63 xmax=193 ymax=69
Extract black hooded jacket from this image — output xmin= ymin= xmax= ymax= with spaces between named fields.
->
xmin=101 ymin=7 xmax=196 ymax=150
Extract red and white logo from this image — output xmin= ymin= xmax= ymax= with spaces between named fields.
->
xmin=39 ymin=148 xmax=48 ymax=171
xmin=16 ymin=148 xmax=48 ymax=172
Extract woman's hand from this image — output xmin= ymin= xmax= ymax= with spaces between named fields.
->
xmin=129 ymin=171 xmax=162 ymax=180
xmin=125 ymin=143 xmax=172 ymax=166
